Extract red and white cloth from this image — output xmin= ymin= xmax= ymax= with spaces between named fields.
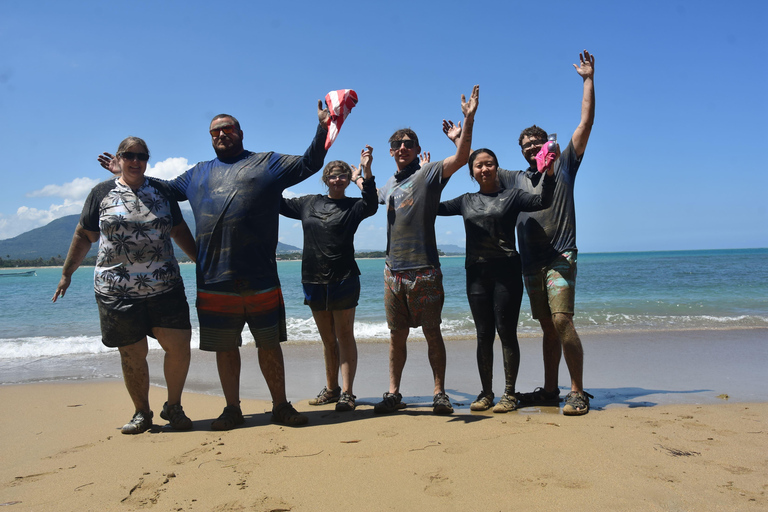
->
xmin=324 ymin=89 xmax=358 ymax=150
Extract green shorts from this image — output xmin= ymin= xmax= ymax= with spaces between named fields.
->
xmin=523 ymin=251 xmax=577 ymax=320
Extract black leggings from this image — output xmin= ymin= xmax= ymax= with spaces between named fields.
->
xmin=466 ymin=257 xmax=523 ymax=395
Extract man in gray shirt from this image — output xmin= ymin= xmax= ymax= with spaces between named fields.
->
xmin=374 ymin=85 xmax=479 ymax=415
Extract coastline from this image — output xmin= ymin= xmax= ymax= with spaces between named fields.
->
xmin=1 ymin=381 xmax=766 ymax=511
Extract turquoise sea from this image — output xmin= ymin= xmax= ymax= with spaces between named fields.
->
xmin=1 ymin=248 xmax=767 ymax=394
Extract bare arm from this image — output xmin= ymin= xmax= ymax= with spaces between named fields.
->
xmin=170 ymin=220 xmax=197 ymax=262
xmin=52 ymin=224 xmax=98 ymax=302
xmin=442 ymin=85 xmax=479 ymax=178
xmin=351 ymin=145 xmax=374 ymax=191
xmin=571 ymin=49 xmax=595 ymax=157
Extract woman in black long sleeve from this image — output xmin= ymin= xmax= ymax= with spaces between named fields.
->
xmin=439 ymin=148 xmax=554 ymax=413
xmin=280 ymin=146 xmax=377 ymax=411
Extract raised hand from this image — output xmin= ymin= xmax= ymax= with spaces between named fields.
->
xmin=360 ymin=144 xmax=373 ymax=172
xmin=98 ymin=152 xmax=121 ymax=175
xmin=573 ymin=49 xmax=595 ymax=79
xmin=317 ymin=99 xmax=330 ymax=125
xmin=461 ymin=84 xmax=480 ymax=119
xmin=442 ymin=119 xmax=462 ymax=143
xmin=419 ymin=151 xmax=431 ymax=165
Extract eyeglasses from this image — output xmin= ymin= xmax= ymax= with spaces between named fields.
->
xmin=209 ymin=125 xmax=237 ymax=137
xmin=118 ymin=152 xmax=150 ymax=162
xmin=390 ymin=140 xmax=416 ymax=150
xmin=521 ymin=139 xmax=546 ymax=150
xmin=327 ymin=174 xmax=349 ymax=181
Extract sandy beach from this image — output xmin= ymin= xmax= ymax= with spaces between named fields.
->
xmin=1 ymin=328 xmax=767 ymax=511
xmin=1 ymin=380 xmax=766 ymax=511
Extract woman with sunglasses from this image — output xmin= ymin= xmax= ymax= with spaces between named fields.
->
xmin=53 ymin=136 xmax=197 ymax=434
xmin=280 ymin=145 xmax=377 ymax=412
xmin=438 ymin=148 xmax=555 ymax=413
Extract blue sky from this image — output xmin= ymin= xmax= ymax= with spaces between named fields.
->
xmin=1 ymin=0 xmax=766 ymax=252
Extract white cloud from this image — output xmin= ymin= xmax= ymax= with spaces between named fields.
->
xmin=27 ymin=177 xmax=100 ymax=200
xmin=145 ymin=157 xmax=190 ymax=180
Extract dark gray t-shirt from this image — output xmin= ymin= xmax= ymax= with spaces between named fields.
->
xmin=498 ymin=140 xmax=582 ymax=274
xmin=378 ymin=159 xmax=447 ymax=271
xmin=438 ymin=173 xmax=554 ymax=268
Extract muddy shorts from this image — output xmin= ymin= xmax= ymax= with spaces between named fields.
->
xmin=303 ymin=276 xmax=360 ymax=312
xmin=196 ymin=281 xmax=286 ymax=351
xmin=523 ymin=250 xmax=577 ymax=319
xmin=384 ymin=266 xmax=444 ymax=330
xmin=96 ymin=286 xmax=191 ymax=348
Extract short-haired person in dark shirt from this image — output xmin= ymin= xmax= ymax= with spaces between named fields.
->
xmin=374 ymin=85 xmax=479 ymax=416
xmin=100 ymin=101 xmax=332 ymax=428
xmin=438 ymin=148 xmax=555 ymax=414
xmin=280 ymin=146 xmax=378 ymax=412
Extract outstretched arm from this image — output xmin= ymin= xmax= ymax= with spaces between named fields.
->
xmin=442 ymin=85 xmax=479 ymax=178
xmin=571 ymin=49 xmax=595 ymax=157
xmin=52 ymin=224 xmax=98 ymax=302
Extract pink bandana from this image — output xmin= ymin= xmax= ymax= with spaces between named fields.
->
xmin=324 ymin=89 xmax=358 ymax=150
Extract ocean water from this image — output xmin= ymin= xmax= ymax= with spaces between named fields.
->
xmin=1 ymin=248 xmax=766 ymax=370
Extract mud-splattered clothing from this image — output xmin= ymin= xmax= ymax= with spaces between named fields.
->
xmin=498 ymin=140 xmax=582 ymax=274
xmin=280 ymin=177 xmax=377 ymax=284
xmin=378 ymin=159 xmax=447 ymax=271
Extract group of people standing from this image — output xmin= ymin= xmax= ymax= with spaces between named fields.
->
xmin=53 ymin=49 xmax=595 ymax=433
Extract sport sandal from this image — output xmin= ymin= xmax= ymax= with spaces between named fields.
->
xmin=433 ymin=392 xmax=454 ymax=415
xmin=272 ymin=401 xmax=308 ymax=426
xmin=211 ymin=405 xmax=245 ymax=431
xmin=373 ymin=392 xmax=406 ymax=414
xmin=308 ymin=386 xmax=341 ymax=406
xmin=470 ymin=391 xmax=495 ymax=411
xmin=160 ymin=402 xmax=192 ymax=430
xmin=492 ymin=393 xmax=519 ymax=413
xmin=518 ymin=387 xmax=561 ymax=407
xmin=335 ymin=392 xmax=356 ymax=412
xmin=563 ymin=391 xmax=594 ymax=416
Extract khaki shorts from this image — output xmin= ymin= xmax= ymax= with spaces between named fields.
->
xmin=384 ymin=266 xmax=444 ymax=330
xmin=523 ymin=250 xmax=577 ymax=319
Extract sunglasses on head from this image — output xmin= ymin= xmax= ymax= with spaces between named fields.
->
xmin=119 ymin=152 xmax=150 ymax=162
xmin=390 ymin=140 xmax=416 ymax=150
xmin=209 ymin=125 xmax=237 ymax=137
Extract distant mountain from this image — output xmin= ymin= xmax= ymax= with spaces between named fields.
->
xmin=0 ymin=213 xmax=300 ymax=260
xmin=439 ymin=244 xmax=466 ymax=255
xmin=0 ymin=215 xmax=97 ymax=260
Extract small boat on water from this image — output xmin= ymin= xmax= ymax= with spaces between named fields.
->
xmin=0 ymin=270 xmax=37 ymax=277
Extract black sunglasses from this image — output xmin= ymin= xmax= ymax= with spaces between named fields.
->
xmin=521 ymin=139 xmax=546 ymax=150
xmin=119 ymin=152 xmax=150 ymax=162
xmin=390 ymin=140 xmax=416 ymax=150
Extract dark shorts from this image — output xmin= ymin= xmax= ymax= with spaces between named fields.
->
xmin=196 ymin=281 xmax=287 ymax=351
xmin=384 ymin=266 xmax=444 ymax=330
xmin=523 ymin=250 xmax=577 ymax=319
xmin=303 ymin=276 xmax=360 ymax=312
xmin=96 ymin=286 xmax=191 ymax=348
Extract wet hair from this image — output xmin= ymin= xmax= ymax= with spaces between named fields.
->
xmin=210 ymin=113 xmax=241 ymax=130
xmin=321 ymin=160 xmax=353 ymax=186
xmin=468 ymin=148 xmax=498 ymax=180
xmin=518 ymin=125 xmax=548 ymax=147
xmin=388 ymin=128 xmax=419 ymax=148
xmin=116 ymin=136 xmax=150 ymax=159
